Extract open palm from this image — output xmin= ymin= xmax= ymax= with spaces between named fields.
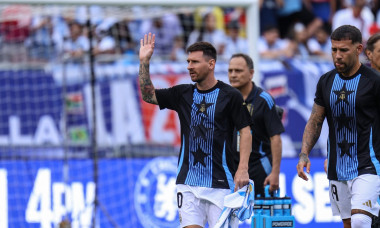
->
xmin=139 ymin=33 xmax=156 ymax=62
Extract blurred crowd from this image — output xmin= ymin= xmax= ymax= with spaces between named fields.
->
xmin=2 ymin=0 xmax=380 ymax=63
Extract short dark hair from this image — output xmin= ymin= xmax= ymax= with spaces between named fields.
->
xmin=366 ymin=33 xmax=380 ymax=52
xmin=230 ymin=53 xmax=254 ymax=70
xmin=331 ymin=25 xmax=362 ymax=44
xmin=186 ymin=41 xmax=217 ymax=61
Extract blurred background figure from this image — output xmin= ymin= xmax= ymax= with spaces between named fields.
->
xmin=26 ymin=14 xmax=56 ymax=62
xmin=221 ymin=20 xmax=249 ymax=61
xmin=307 ymin=24 xmax=332 ymax=59
xmin=287 ymin=22 xmax=315 ymax=59
xmin=170 ymin=35 xmax=187 ymax=61
xmin=93 ymin=18 xmax=117 ymax=61
xmin=141 ymin=11 xmax=183 ymax=59
xmin=108 ymin=18 xmax=135 ymax=56
xmin=187 ymin=11 xmax=226 ymax=55
xmin=178 ymin=10 xmax=195 ymax=46
xmin=194 ymin=6 xmax=225 ymax=31
xmin=332 ymin=0 xmax=374 ymax=42
xmin=305 ymin=0 xmax=332 ymax=30
xmin=258 ymin=24 xmax=293 ymax=59
xmin=288 ymin=22 xmax=330 ymax=59
xmin=0 ymin=4 xmax=31 ymax=62
xmin=62 ymin=21 xmax=89 ymax=61
xmin=276 ymin=0 xmax=323 ymax=39
xmin=259 ymin=0 xmax=283 ymax=34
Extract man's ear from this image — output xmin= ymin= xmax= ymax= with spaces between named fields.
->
xmin=209 ymin=59 xmax=216 ymax=69
xmin=250 ymin=69 xmax=254 ymax=80
xmin=365 ymin=50 xmax=372 ymax=60
xmin=357 ymin=43 xmax=363 ymax=54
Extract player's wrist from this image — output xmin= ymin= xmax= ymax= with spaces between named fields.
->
xmin=140 ymin=59 xmax=150 ymax=64
xmin=237 ymin=164 xmax=249 ymax=172
xmin=299 ymin=152 xmax=308 ymax=158
xmin=271 ymin=169 xmax=280 ymax=175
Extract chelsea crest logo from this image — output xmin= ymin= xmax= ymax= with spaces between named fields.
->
xmin=134 ymin=156 xmax=179 ymax=228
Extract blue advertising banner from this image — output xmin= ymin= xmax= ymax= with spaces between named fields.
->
xmin=0 ymin=157 xmax=341 ymax=228
xmin=0 ymin=59 xmax=334 ymax=156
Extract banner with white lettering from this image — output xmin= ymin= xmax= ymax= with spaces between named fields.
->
xmin=0 ymin=157 xmax=340 ymax=228
xmin=0 ymin=59 xmax=334 ymax=156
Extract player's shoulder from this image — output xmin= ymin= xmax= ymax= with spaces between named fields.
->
xmin=257 ymin=88 xmax=275 ymax=109
xmin=360 ymin=64 xmax=380 ymax=81
xmin=217 ymin=80 xmax=241 ymax=95
xmin=171 ymin=83 xmax=194 ymax=93
xmin=319 ymin=68 xmax=338 ymax=81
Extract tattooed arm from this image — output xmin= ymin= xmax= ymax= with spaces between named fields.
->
xmin=139 ymin=33 xmax=158 ymax=105
xmin=296 ymin=103 xmax=326 ymax=181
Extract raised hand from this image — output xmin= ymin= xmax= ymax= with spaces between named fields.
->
xmin=139 ymin=33 xmax=156 ymax=63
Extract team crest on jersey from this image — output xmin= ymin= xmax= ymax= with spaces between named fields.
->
xmin=134 ymin=157 xmax=179 ymax=228
xmin=247 ymin=103 xmax=254 ymax=116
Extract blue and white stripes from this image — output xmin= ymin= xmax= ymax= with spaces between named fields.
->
xmin=185 ymin=88 xmax=219 ymax=187
xmin=330 ymin=74 xmax=360 ymax=180
xmin=260 ymin=91 xmax=274 ymax=110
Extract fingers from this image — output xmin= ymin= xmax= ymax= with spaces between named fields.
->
xmin=297 ymin=162 xmax=309 ymax=181
xmin=141 ymin=33 xmax=155 ymax=46
xmin=269 ymin=183 xmax=279 ymax=192
xmin=143 ymin=33 xmax=147 ymax=46
xmin=234 ymin=180 xmax=249 ymax=192
xmin=263 ymin=178 xmax=268 ymax=187
xmin=306 ymin=162 xmax=311 ymax=174
xmin=151 ymin=33 xmax=155 ymax=44
xmin=147 ymin=32 xmax=151 ymax=44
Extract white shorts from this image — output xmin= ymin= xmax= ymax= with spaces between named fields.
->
xmin=329 ymin=174 xmax=380 ymax=219
xmin=176 ymin=184 xmax=231 ymax=228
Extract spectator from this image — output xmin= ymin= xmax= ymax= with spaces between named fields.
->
xmin=258 ymin=25 xmax=293 ymax=59
xmin=224 ymin=7 xmax=246 ymax=36
xmin=93 ymin=18 xmax=117 ymax=58
xmin=194 ymin=6 xmax=225 ymax=31
xmin=62 ymin=21 xmax=89 ymax=61
xmin=277 ymin=0 xmax=323 ymax=39
xmin=178 ymin=11 xmax=195 ymax=45
xmin=187 ymin=12 xmax=226 ymax=55
xmin=287 ymin=22 xmax=317 ymax=58
xmin=332 ymin=0 xmax=374 ymax=42
xmin=109 ymin=19 xmax=135 ymax=55
xmin=141 ymin=13 xmax=183 ymax=58
xmin=51 ymin=13 xmax=72 ymax=57
xmin=307 ymin=24 xmax=332 ymax=59
xmin=170 ymin=35 xmax=187 ymax=61
xmin=259 ymin=0 xmax=283 ymax=33
xmin=305 ymin=0 xmax=332 ymax=28
xmin=0 ymin=5 xmax=31 ymax=62
xmin=26 ymin=15 xmax=55 ymax=61
xmin=221 ymin=20 xmax=249 ymax=61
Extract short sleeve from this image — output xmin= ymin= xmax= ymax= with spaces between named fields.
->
xmin=264 ymin=104 xmax=285 ymax=137
xmin=314 ymin=76 xmax=325 ymax=107
xmin=155 ymin=86 xmax=180 ymax=111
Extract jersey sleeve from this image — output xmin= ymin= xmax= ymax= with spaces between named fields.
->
xmin=262 ymin=97 xmax=285 ymax=137
xmin=314 ymin=76 xmax=326 ymax=107
xmin=229 ymin=90 xmax=252 ymax=130
xmin=155 ymin=85 xmax=181 ymax=111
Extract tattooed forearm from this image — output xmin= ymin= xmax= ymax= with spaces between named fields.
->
xmin=301 ymin=104 xmax=325 ymax=155
xmin=139 ymin=63 xmax=157 ymax=104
